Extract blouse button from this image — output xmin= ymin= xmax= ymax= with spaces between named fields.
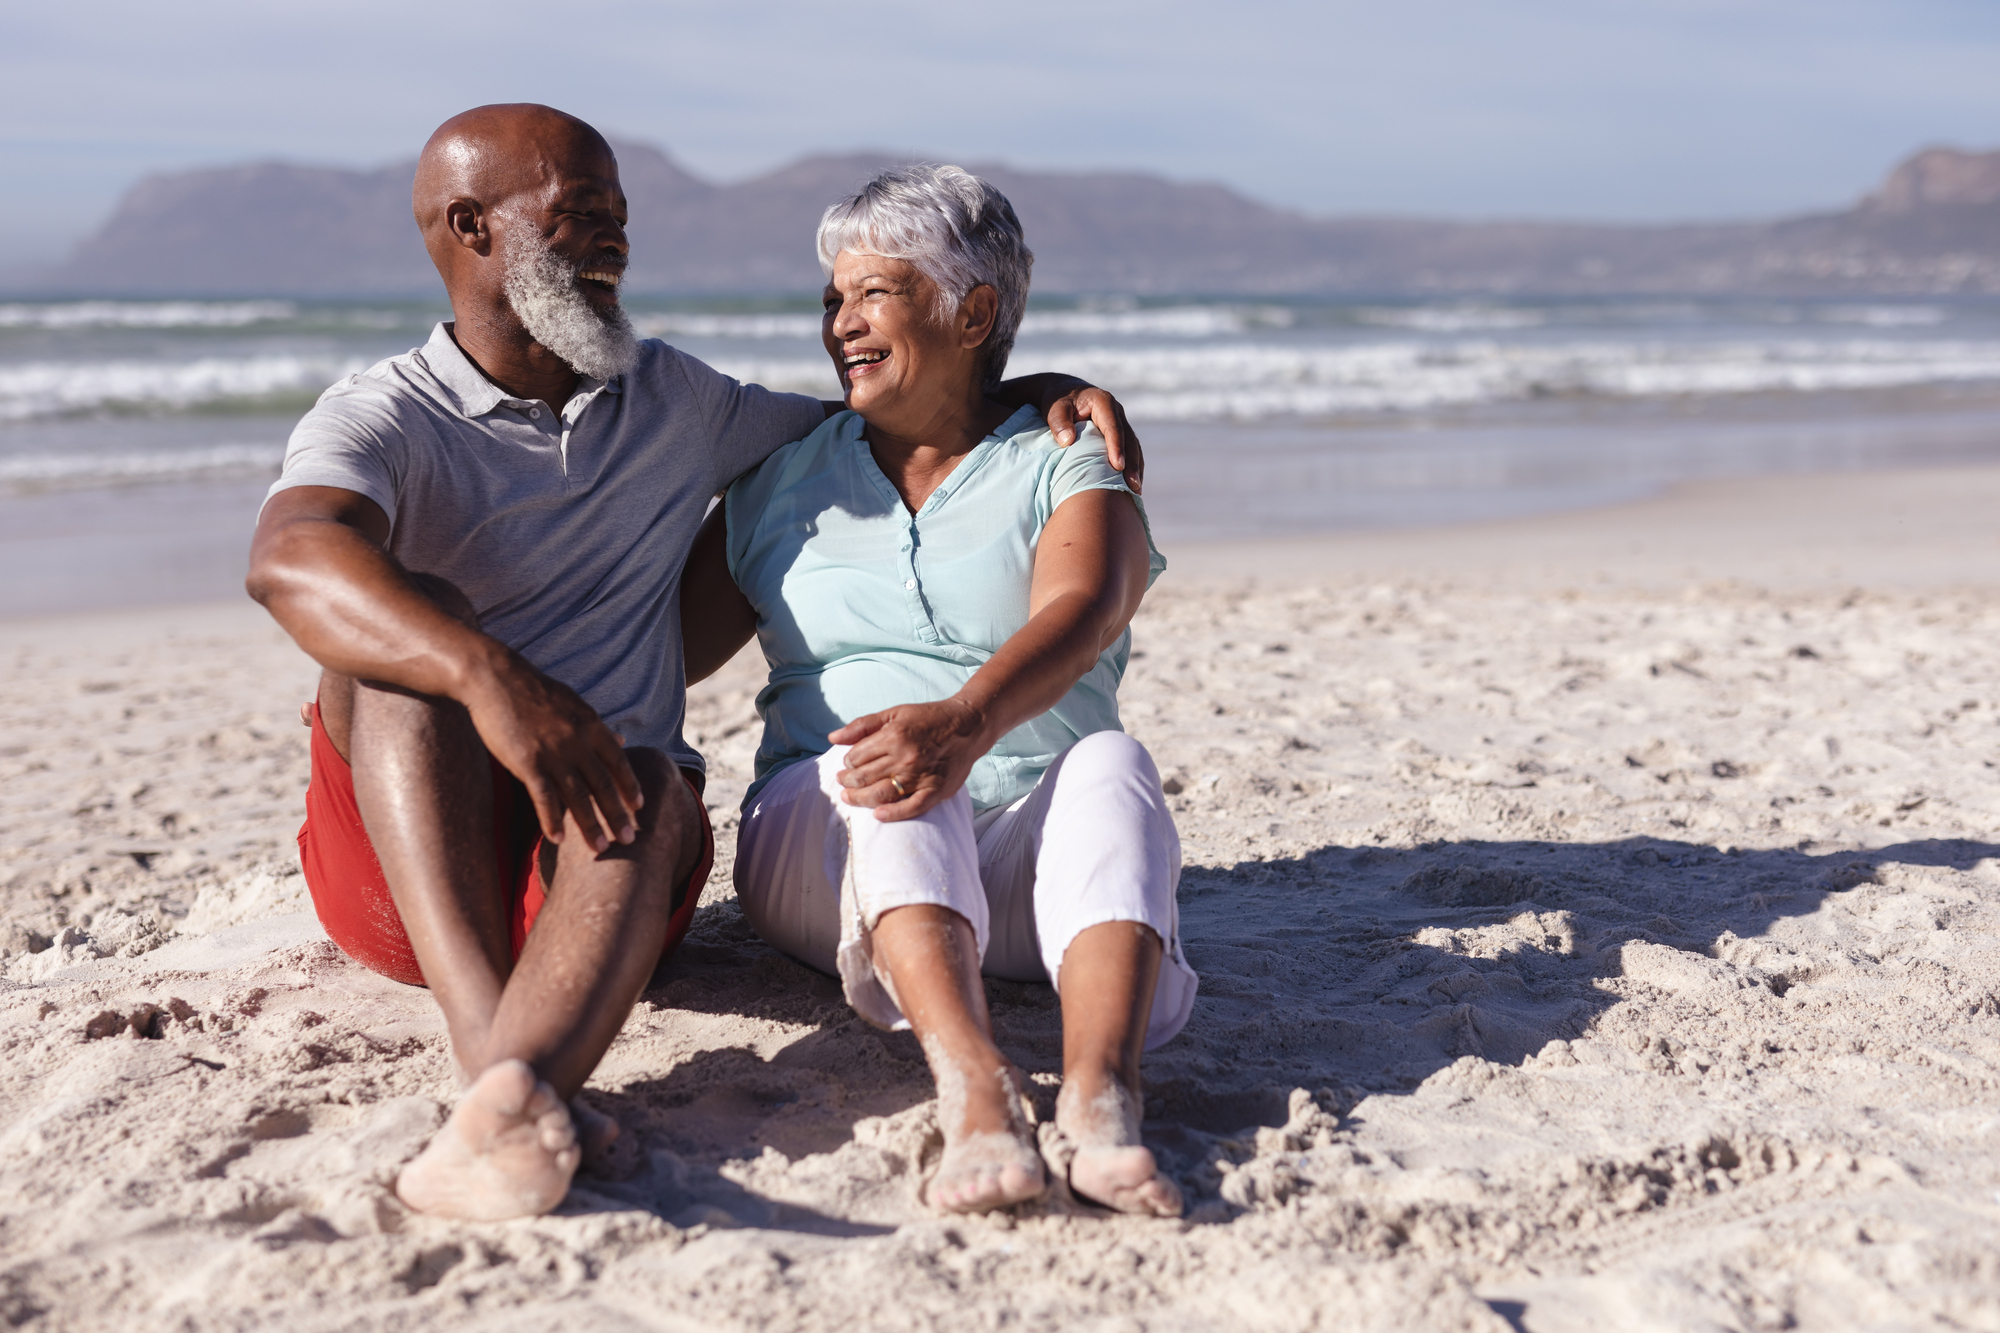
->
xmin=904 ymin=579 xmax=917 ymax=590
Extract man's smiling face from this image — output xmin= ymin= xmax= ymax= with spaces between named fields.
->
xmin=517 ymin=147 xmax=630 ymax=316
xmin=494 ymin=143 xmax=641 ymax=381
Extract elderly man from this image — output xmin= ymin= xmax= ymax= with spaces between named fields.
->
xmin=246 ymin=103 xmax=1141 ymax=1221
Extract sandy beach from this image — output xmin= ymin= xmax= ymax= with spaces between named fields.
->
xmin=3 ymin=465 xmax=1999 ymax=1332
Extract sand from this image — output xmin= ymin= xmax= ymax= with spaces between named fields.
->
xmin=3 ymin=467 xmax=1999 ymax=1332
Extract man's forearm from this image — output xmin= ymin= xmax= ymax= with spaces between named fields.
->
xmin=995 ymin=372 xmax=1087 ymax=412
xmin=680 ymin=506 xmax=758 ymax=685
xmin=827 ymin=375 xmax=1085 ymax=419
xmin=248 ymin=517 xmax=510 ymax=702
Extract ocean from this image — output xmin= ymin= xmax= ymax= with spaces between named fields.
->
xmin=6 ymin=293 xmax=2000 ymax=615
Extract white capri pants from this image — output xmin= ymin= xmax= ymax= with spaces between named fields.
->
xmin=734 ymin=730 xmax=1198 ymax=1050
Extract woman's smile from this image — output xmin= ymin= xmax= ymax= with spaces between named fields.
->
xmin=841 ymin=347 xmax=891 ymax=382
xmin=820 ymin=249 xmax=1010 ymax=462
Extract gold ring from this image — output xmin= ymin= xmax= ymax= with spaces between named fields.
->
xmin=890 ymin=775 xmax=908 ymax=798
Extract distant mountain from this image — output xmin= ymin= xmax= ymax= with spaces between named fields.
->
xmin=22 ymin=142 xmax=2000 ymax=298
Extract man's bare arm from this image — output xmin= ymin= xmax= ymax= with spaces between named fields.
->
xmin=247 ymin=486 xmax=640 ymax=851
xmin=681 ymin=504 xmax=757 ymax=685
xmin=819 ymin=374 xmax=1144 ymax=492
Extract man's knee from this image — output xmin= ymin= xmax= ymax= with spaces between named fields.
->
xmin=627 ymin=748 xmax=706 ymax=870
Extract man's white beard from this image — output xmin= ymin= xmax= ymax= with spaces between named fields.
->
xmin=500 ymin=231 xmax=640 ymax=381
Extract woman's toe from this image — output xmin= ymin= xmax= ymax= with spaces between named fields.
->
xmin=1071 ymin=1145 xmax=1183 ymax=1217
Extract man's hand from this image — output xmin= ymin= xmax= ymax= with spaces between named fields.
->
xmin=995 ymin=373 xmax=1145 ymax=493
xmin=1043 ymin=384 xmax=1144 ymax=494
xmin=463 ymin=655 xmax=643 ymax=853
xmin=830 ymin=698 xmax=991 ymax=822
xmin=248 ymin=485 xmax=642 ymax=854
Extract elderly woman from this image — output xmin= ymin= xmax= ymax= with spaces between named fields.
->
xmin=681 ymin=165 xmax=1196 ymax=1216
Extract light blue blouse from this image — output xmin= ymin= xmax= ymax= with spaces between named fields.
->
xmin=725 ymin=404 xmax=1165 ymax=811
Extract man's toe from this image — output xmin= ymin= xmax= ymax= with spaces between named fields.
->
xmin=477 ymin=1059 xmax=538 ymax=1116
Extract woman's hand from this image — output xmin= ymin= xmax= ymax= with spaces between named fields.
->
xmin=830 ymin=698 xmax=990 ymax=821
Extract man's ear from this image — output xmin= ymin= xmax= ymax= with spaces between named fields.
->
xmin=959 ymin=285 xmax=999 ymax=349
xmin=444 ymin=197 xmax=491 ymax=254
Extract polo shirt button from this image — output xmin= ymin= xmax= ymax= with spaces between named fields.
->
xmin=904 ymin=579 xmax=917 ymax=590
xmin=529 ymin=406 xmax=541 ymax=419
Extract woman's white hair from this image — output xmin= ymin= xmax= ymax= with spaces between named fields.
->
xmin=816 ymin=164 xmax=1033 ymax=390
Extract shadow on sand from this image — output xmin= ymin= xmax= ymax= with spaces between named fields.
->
xmin=565 ymin=833 xmax=1996 ymax=1226
xmin=1150 ymin=833 xmax=1999 ymax=1126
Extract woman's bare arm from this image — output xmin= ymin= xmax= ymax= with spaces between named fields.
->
xmin=829 ymin=489 xmax=1152 ymax=819
xmin=681 ymin=503 xmax=759 ymax=685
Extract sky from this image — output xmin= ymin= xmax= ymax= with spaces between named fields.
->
xmin=4 ymin=0 xmax=1997 ymax=267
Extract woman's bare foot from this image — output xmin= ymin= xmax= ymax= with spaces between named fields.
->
xmin=396 ymin=1059 xmax=581 ymax=1221
xmin=1055 ymin=1078 xmax=1182 ymax=1217
xmin=923 ymin=1036 xmax=1047 ymax=1213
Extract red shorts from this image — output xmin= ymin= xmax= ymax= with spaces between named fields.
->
xmin=297 ymin=703 xmax=711 ymax=987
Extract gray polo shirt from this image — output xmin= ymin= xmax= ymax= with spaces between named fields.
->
xmin=267 ymin=321 xmax=825 ymax=776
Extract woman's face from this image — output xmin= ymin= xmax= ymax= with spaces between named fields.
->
xmin=821 ymin=251 xmax=990 ymax=420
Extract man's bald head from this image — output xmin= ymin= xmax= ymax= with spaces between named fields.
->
xmin=413 ymin=103 xmax=616 ymax=240
xmin=411 ymin=104 xmax=636 ymax=384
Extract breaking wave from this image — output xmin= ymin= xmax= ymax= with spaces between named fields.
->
xmin=632 ymin=304 xmax=1293 ymax=341
xmin=0 ymin=443 xmax=286 ymax=492
xmin=6 ymin=330 xmax=1998 ymax=431
xmin=0 ymin=355 xmax=368 ymax=422
xmin=0 ymin=301 xmax=300 ymax=330
xmin=632 ymin=312 xmax=820 ymax=340
xmin=1004 ymin=338 xmax=2000 ymax=420
xmin=1356 ymin=306 xmax=1548 ymax=333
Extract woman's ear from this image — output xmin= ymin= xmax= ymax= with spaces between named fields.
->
xmin=959 ymin=285 xmax=999 ymax=349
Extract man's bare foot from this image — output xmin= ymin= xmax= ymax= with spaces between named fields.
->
xmin=922 ymin=1036 xmax=1046 ymax=1213
xmin=396 ymin=1059 xmax=581 ymax=1221
xmin=1055 ymin=1078 xmax=1182 ymax=1217
xmin=571 ymin=1097 xmax=643 ymax=1180
xmin=571 ymin=1098 xmax=619 ymax=1155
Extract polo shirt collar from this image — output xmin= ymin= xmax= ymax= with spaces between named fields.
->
xmin=424 ymin=323 xmax=507 ymax=418
xmin=422 ymin=321 xmax=625 ymax=419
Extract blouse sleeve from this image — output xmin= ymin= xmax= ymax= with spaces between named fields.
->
xmin=1040 ymin=424 xmax=1168 ymax=589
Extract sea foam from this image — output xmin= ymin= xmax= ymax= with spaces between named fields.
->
xmin=6 ymin=307 xmax=1999 ymax=433
xmin=0 ymin=443 xmax=286 ymax=492
xmin=0 ymin=355 xmax=368 ymax=422
xmin=0 ymin=301 xmax=299 ymax=330
xmin=1004 ymin=337 xmax=2000 ymax=420
xmin=630 ymin=304 xmax=1291 ymax=341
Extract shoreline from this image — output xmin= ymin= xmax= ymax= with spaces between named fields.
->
xmin=1163 ymin=461 xmax=2000 ymax=591
xmin=6 ymin=461 xmax=1999 ymax=631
